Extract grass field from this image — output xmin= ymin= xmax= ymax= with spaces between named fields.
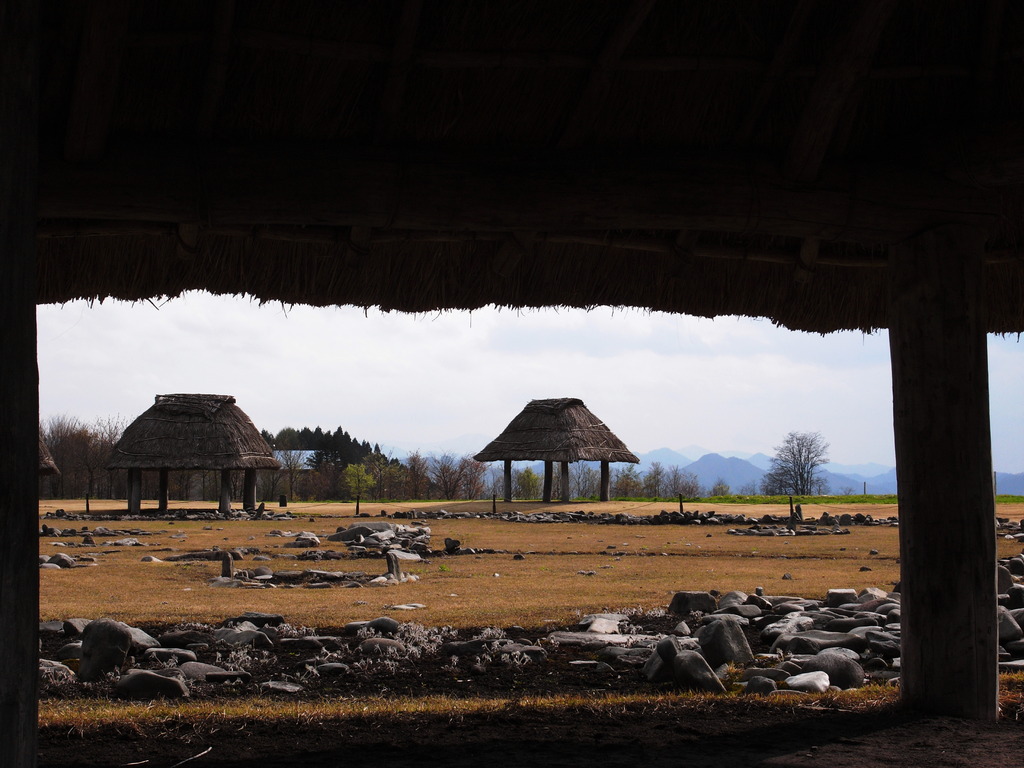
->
xmin=39 ymin=498 xmax=1024 ymax=630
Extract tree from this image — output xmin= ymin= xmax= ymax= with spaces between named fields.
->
xmin=429 ymin=452 xmax=465 ymax=500
xmin=572 ymin=463 xmax=600 ymax=499
xmin=513 ymin=467 xmax=541 ymax=499
xmin=710 ymin=477 xmax=730 ymax=496
xmin=642 ymin=462 xmax=666 ymax=498
xmin=611 ymin=465 xmax=642 ymax=498
xmin=342 ymin=463 xmax=374 ymax=500
xmin=404 ymin=451 xmax=430 ymax=499
xmin=760 ymin=431 xmax=830 ymax=495
xmin=665 ymin=466 xmax=703 ymax=499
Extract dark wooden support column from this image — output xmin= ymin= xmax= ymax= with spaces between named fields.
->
xmin=600 ymin=461 xmax=610 ymax=502
xmin=157 ymin=469 xmax=169 ymax=512
xmin=242 ymin=467 xmax=256 ymax=510
xmin=542 ymin=461 xmax=553 ymax=502
xmin=560 ymin=461 xmax=570 ymax=502
xmin=127 ymin=468 xmax=142 ymax=514
xmin=0 ymin=2 xmax=39 ymax=766
xmin=219 ymin=469 xmax=232 ymax=514
xmin=889 ymin=224 xmax=997 ymax=719
xmin=503 ymin=459 xmax=512 ymax=503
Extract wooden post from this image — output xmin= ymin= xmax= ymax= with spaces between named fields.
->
xmin=503 ymin=459 xmax=512 ymax=502
xmin=492 ymin=493 xmax=496 ymax=514
xmin=889 ymin=225 xmax=997 ymax=719
xmin=242 ymin=467 xmax=256 ymax=510
xmin=355 ymin=494 xmax=361 ymax=516
xmin=678 ymin=493 xmax=683 ymax=514
xmin=158 ymin=469 xmax=169 ymax=512
xmin=219 ymin=469 xmax=232 ymax=514
xmin=542 ymin=460 xmax=553 ymax=502
xmin=127 ymin=468 xmax=142 ymax=514
xmin=600 ymin=461 xmax=610 ymax=502
xmin=560 ymin=460 xmax=570 ymax=502
xmin=0 ymin=2 xmax=39 ymax=765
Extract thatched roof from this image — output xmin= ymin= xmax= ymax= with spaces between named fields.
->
xmin=108 ymin=394 xmax=281 ymax=471
xmin=31 ymin=2 xmax=1024 ymax=333
xmin=38 ymin=431 xmax=59 ymax=476
xmin=474 ymin=398 xmax=639 ymax=464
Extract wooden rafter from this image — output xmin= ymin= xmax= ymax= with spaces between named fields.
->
xmin=196 ymin=0 xmax=236 ymax=138
xmin=63 ymin=0 xmax=132 ymax=162
xmin=556 ymin=0 xmax=657 ymax=147
xmin=376 ymin=0 xmax=422 ymax=142
xmin=736 ymin=0 xmax=816 ymax=145
xmin=37 ymin=142 xmax=1000 ymax=246
xmin=975 ymin=0 xmax=1007 ymax=118
xmin=784 ymin=0 xmax=897 ymax=182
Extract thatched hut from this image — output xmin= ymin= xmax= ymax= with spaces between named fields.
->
xmin=38 ymin=431 xmax=58 ymax=476
xmin=109 ymin=394 xmax=280 ymax=514
xmin=475 ymin=398 xmax=639 ymax=503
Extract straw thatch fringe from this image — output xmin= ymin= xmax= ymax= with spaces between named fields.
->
xmin=474 ymin=398 xmax=639 ymax=464
xmin=108 ymin=394 xmax=281 ymax=471
xmin=38 ymin=430 xmax=59 ymax=476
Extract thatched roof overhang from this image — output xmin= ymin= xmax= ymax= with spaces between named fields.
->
xmin=28 ymin=0 xmax=1024 ymax=334
xmin=108 ymin=394 xmax=281 ymax=471
xmin=38 ymin=432 xmax=59 ymax=476
xmin=474 ymin=398 xmax=639 ymax=464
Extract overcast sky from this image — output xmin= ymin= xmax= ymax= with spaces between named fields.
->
xmin=36 ymin=291 xmax=1024 ymax=472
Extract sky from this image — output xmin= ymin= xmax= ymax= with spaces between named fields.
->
xmin=36 ymin=291 xmax=1024 ymax=473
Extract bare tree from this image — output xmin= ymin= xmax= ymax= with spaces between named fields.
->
xmin=710 ymin=477 xmax=730 ymax=496
xmin=458 ymin=456 xmax=488 ymax=499
xmin=429 ymin=452 xmax=465 ymax=500
xmin=611 ymin=465 xmax=642 ymax=497
xmin=665 ymin=466 xmax=703 ymax=499
xmin=642 ymin=461 xmax=665 ymax=498
xmin=572 ymin=463 xmax=600 ymax=499
xmin=404 ymin=451 xmax=430 ymax=500
xmin=760 ymin=431 xmax=830 ymax=495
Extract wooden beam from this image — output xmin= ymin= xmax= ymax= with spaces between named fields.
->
xmin=600 ymin=461 xmax=610 ymax=502
xmin=889 ymin=224 xmax=997 ymax=719
xmin=219 ymin=469 xmax=232 ymax=514
xmin=127 ymin=468 xmax=141 ymax=514
xmin=196 ymin=0 xmax=237 ymax=138
xmin=974 ymin=0 xmax=1006 ymax=118
xmin=158 ymin=469 xmax=168 ymax=512
xmin=0 ymin=2 xmax=39 ymax=766
xmin=784 ymin=0 xmax=897 ymax=182
xmin=37 ymin=144 xmax=1000 ymax=246
xmin=557 ymin=0 xmax=656 ymax=147
xmin=243 ymin=467 xmax=256 ymax=510
xmin=560 ymin=461 xmax=570 ymax=502
xmin=503 ymin=459 xmax=512 ymax=503
xmin=736 ymin=0 xmax=816 ymax=145
xmin=63 ymin=0 xmax=132 ymax=161
xmin=376 ymin=0 xmax=422 ymax=142
xmin=543 ymin=460 xmax=553 ymax=503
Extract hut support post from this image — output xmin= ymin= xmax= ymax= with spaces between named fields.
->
xmin=560 ymin=461 xmax=570 ymax=502
xmin=600 ymin=461 xmax=610 ymax=502
xmin=889 ymin=224 xmax=997 ymax=719
xmin=503 ymin=459 xmax=512 ymax=503
xmin=0 ymin=2 xmax=39 ymax=765
xmin=127 ymin=468 xmax=142 ymax=514
xmin=242 ymin=468 xmax=256 ymax=510
xmin=543 ymin=461 xmax=553 ymax=502
xmin=219 ymin=469 xmax=232 ymax=514
xmin=157 ymin=469 xmax=168 ymax=512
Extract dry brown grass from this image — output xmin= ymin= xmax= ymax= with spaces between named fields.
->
xmin=39 ymin=499 xmax=1021 ymax=629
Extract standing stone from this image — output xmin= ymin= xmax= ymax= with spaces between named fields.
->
xmin=696 ymin=617 xmax=753 ymax=668
xmin=671 ymin=651 xmax=727 ymax=693
xmin=79 ymin=619 xmax=133 ymax=681
xmin=668 ymin=591 xmax=718 ymax=615
xmin=801 ymin=652 xmax=866 ymax=690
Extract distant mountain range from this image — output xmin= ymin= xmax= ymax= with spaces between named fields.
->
xmin=379 ymin=437 xmax=1024 ymax=496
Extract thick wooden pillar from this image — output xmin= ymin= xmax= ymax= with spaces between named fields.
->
xmin=242 ymin=467 xmax=256 ymax=510
xmin=503 ymin=459 xmax=512 ymax=502
xmin=0 ymin=2 xmax=39 ymax=766
xmin=889 ymin=225 xmax=997 ymax=719
xmin=560 ymin=460 xmax=570 ymax=502
xmin=127 ymin=467 xmax=142 ymax=514
xmin=157 ymin=468 xmax=169 ymax=512
xmin=542 ymin=460 xmax=553 ymax=502
xmin=600 ymin=461 xmax=610 ymax=501
xmin=219 ymin=469 xmax=232 ymax=513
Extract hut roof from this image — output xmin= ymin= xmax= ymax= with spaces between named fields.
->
xmin=38 ymin=431 xmax=59 ymax=476
xmin=108 ymin=394 xmax=281 ymax=471
xmin=33 ymin=1 xmax=1024 ymax=334
xmin=474 ymin=398 xmax=639 ymax=464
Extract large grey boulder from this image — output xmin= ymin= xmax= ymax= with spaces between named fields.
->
xmin=998 ymin=606 xmax=1024 ymax=643
xmin=744 ymin=676 xmax=779 ymax=696
xmin=785 ymin=670 xmax=831 ymax=693
xmin=116 ymin=669 xmax=190 ymax=700
xmin=79 ymin=619 xmax=133 ymax=682
xmin=696 ymin=617 xmax=753 ymax=668
xmin=669 ymin=591 xmax=718 ymax=615
xmin=772 ymin=630 xmax=868 ymax=655
xmin=671 ymin=651 xmax=726 ymax=693
xmin=801 ymin=651 xmax=866 ymax=690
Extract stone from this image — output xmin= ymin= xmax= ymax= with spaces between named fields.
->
xmin=744 ymin=676 xmax=779 ymax=695
xmin=224 ymin=611 xmax=284 ymax=628
xmin=785 ymin=670 xmax=831 ymax=693
xmin=669 ymin=591 xmax=718 ymax=615
xmin=47 ymin=553 xmax=76 ymax=568
xmin=656 ymin=634 xmax=700 ymax=663
xmin=696 ymin=617 xmax=753 ymax=668
xmin=125 ymin=625 xmax=161 ymax=654
xmin=260 ymin=680 xmax=304 ymax=694
xmin=39 ymin=660 xmax=75 ymax=682
xmin=158 ymin=629 xmax=215 ymax=648
xmin=801 ymin=652 xmax=866 ymax=690
xmin=772 ymin=630 xmax=868 ymax=655
xmin=79 ymin=619 xmax=133 ymax=682
xmin=825 ymin=589 xmax=858 ymax=608
xmin=143 ymin=647 xmax=198 ymax=664
xmin=316 ymin=662 xmax=350 ymax=676
xmin=55 ymin=641 xmax=82 ymax=660
xmin=177 ymin=661 xmax=230 ymax=681
xmin=998 ymin=565 xmax=1015 ymax=595
xmin=116 ymin=669 xmax=190 ymax=700
xmin=367 ymin=616 xmax=401 ymax=636
xmin=213 ymin=627 xmax=273 ymax=648
xmin=278 ymin=637 xmax=324 ymax=652
xmin=358 ymin=637 xmax=406 ymax=655
xmin=998 ymin=606 xmax=1024 ymax=643
xmin=717 ymin=590 xmax=748 ymax=609
xmin=671 ymin=650 xmax=727 ymax=693
xmin=642 ymin=651 xmax=673 ymax=683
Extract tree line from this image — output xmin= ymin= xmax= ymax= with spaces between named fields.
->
xmin=40 ymin=417 xmax=832 ymax=503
